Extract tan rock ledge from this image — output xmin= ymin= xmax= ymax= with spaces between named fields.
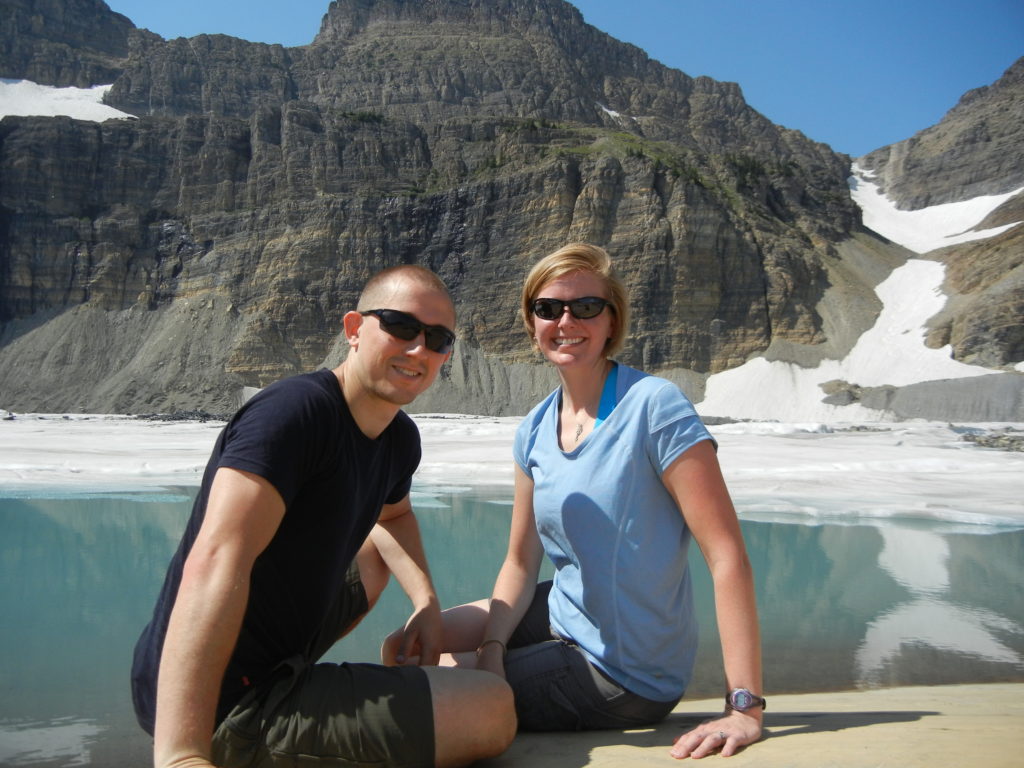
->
xmin=480 ymin=683 xmax=1023 ymax=767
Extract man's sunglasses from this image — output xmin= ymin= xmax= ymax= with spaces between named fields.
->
xmin=360 ymin=309 xmax=456 ymax=354
xmin=531 ymin=297 xmax=611 ymax=321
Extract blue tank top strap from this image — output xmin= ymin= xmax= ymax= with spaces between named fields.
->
xmin=593 ymin=363 xmax=619 ymax=429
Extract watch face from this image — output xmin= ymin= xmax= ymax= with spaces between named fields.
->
xmin=731 ymin=690 xmax=755 ymax=710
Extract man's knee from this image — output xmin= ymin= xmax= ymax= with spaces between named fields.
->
xmin=424 ymin=667 xmax=516 ymax=766
xmin=467 ymin=673 xmax=516 ymax=747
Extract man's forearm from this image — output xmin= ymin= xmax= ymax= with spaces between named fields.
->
xmin=370 ymin=511 xmax=437 ymax=608
xmin=153 ymin=551 xmax=251 ymax=767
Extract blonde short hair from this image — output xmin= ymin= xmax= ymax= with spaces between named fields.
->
xmin=520 ymin=243 xmax=630 ymax=358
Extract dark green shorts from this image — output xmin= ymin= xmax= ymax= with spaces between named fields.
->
xmin=211 ymin=565 xmax=435 ymax=767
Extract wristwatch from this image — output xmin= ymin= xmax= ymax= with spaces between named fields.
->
xmin=726 ymin=687 xmax=767 ymax=712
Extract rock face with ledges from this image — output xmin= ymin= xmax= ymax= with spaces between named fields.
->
xmin=856 ymin=57 xmax=1024 ymax=372
xmin=0 ymin=0 xmax=1018 ymax=416
xmin=0 ymin=0 xmax=136 ymax=86
xmin=858 ymin=57 xmax=1024 ymax=209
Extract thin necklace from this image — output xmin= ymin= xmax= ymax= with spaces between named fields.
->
xmin=570 ymin=362 xmax=616 ymax=444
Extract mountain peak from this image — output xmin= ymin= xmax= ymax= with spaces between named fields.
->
xmin=2 ymin=0 xmax=1019 ymax=418
xmin=859 ymin=55 xmax=1024 ymax=209
xmin=314 ymin=0 xmax=584 ymax=43
xmin=0 ymin=0 xmax=135 ymax=86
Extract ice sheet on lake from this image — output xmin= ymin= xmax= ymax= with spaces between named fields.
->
xmin=2 ymin=413 xmax=1020 ymax=527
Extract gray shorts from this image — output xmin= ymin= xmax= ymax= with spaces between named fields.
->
xmin=211 ymin=563 xmax=435 ymax=767
xmin=505 ymin=581 xmax=679 ymax=731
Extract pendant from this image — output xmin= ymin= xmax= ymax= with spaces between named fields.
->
xmin=574 ymin=423 xmax=583 ymax=442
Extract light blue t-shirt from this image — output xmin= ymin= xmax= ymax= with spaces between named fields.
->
xmin=513 ymin=363 xmax=715 ymax=701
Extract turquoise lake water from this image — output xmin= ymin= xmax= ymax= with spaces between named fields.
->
xmin=1 ymin=485 xmax=1022 ymax=766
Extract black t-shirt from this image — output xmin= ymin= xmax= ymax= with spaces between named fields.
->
xmin=131 ymin=369 xmax=420 ymax=734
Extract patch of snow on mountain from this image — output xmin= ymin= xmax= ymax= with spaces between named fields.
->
xmin=0 ymin=78 xmax=135 ymax=121
xmin=698 ymin=171 xmax=1019 ymax=421
xmin=849 ymin=165 xmax=1022 ymax=254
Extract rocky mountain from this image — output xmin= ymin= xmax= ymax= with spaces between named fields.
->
xmin=859 ymin=57 xmax=1024 ymax=209
xmin=0 ymin=0 xmax=135 ymax=85
xmin=0 ymin=0 xmax=1020 ymax=419
xmin=859 ymin=57 xmax=1024 ymax=376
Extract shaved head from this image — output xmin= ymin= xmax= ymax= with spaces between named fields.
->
xmin=357 ymin=265 xmax=454 ymax=319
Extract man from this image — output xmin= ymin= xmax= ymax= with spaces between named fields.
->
xmin=132 ymin=265 xmax=516 ymax=767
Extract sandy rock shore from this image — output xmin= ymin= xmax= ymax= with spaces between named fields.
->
xmin=482 ymin=683 xmax=1023 ymax=767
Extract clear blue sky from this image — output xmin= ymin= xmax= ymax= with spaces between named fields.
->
xmin=104 ymin=0 xmax=1023 ymax=157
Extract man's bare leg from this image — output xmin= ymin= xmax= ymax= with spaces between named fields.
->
xmin=358 ymin=535 xmax=517 ymax=763
xmin=424 ymin=666 xmax=516 ymax=767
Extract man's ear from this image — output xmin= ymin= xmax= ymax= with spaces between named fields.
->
xmin=342 ymin=311 xmax=364 ymax=348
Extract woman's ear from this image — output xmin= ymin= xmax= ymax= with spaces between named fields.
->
xmin=605 ymin=314 xmax=617 ymax=351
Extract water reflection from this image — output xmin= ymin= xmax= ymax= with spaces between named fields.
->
xmin=0 ymin=719 xmax=101 ymax=767
xmin=0 ymin=492 xmax=189 ymax=767
xmin=1 ymin=488 xmax=1022 ymax=766
xmin=854 ymin=526 xmax=1023 ymax=687
xmin=688 ymin=518 xmax=1024 ymax=695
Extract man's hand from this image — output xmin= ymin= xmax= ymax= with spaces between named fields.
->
xmin=386 ymin=598 xmax=443 ymax=666
xmin=670 ymin=710 xmax=762 ymax=759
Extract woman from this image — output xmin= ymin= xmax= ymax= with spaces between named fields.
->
xmin=386 ymin=243 xmax=763 ymax=759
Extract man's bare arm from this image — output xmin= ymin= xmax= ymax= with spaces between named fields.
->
xmin=372 ymin=495 xmax=443 ymax=665
xmin=153 ymin=469 xmax=285 ymax=768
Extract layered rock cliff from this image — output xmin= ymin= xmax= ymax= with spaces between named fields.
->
xmin=0 ymin=0 xmax=136 ymax=86
xmin=858 ymin=57 xmax=1024 ymax=373
xmin=0 ymin=0 xmax=1018 ymax=418
xmin=859 ymin=57 xmax=1024 ymax=209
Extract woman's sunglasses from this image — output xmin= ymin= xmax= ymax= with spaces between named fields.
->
xmin=360 ymin=309 xmax=456 ymax=354
xmin=531 ymin=297 xmax=610 ymax=321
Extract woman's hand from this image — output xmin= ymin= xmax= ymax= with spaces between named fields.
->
xmin=670 ymin=710 xmax=762 ymax=759
xmin=474 ymin=640 xmax=508 ymax=679
xmin=160 ymin=758 xmax=219 ymax=768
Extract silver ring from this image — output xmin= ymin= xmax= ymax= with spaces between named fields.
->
xmin=718 ymin=731 xmax=727 ymax=740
